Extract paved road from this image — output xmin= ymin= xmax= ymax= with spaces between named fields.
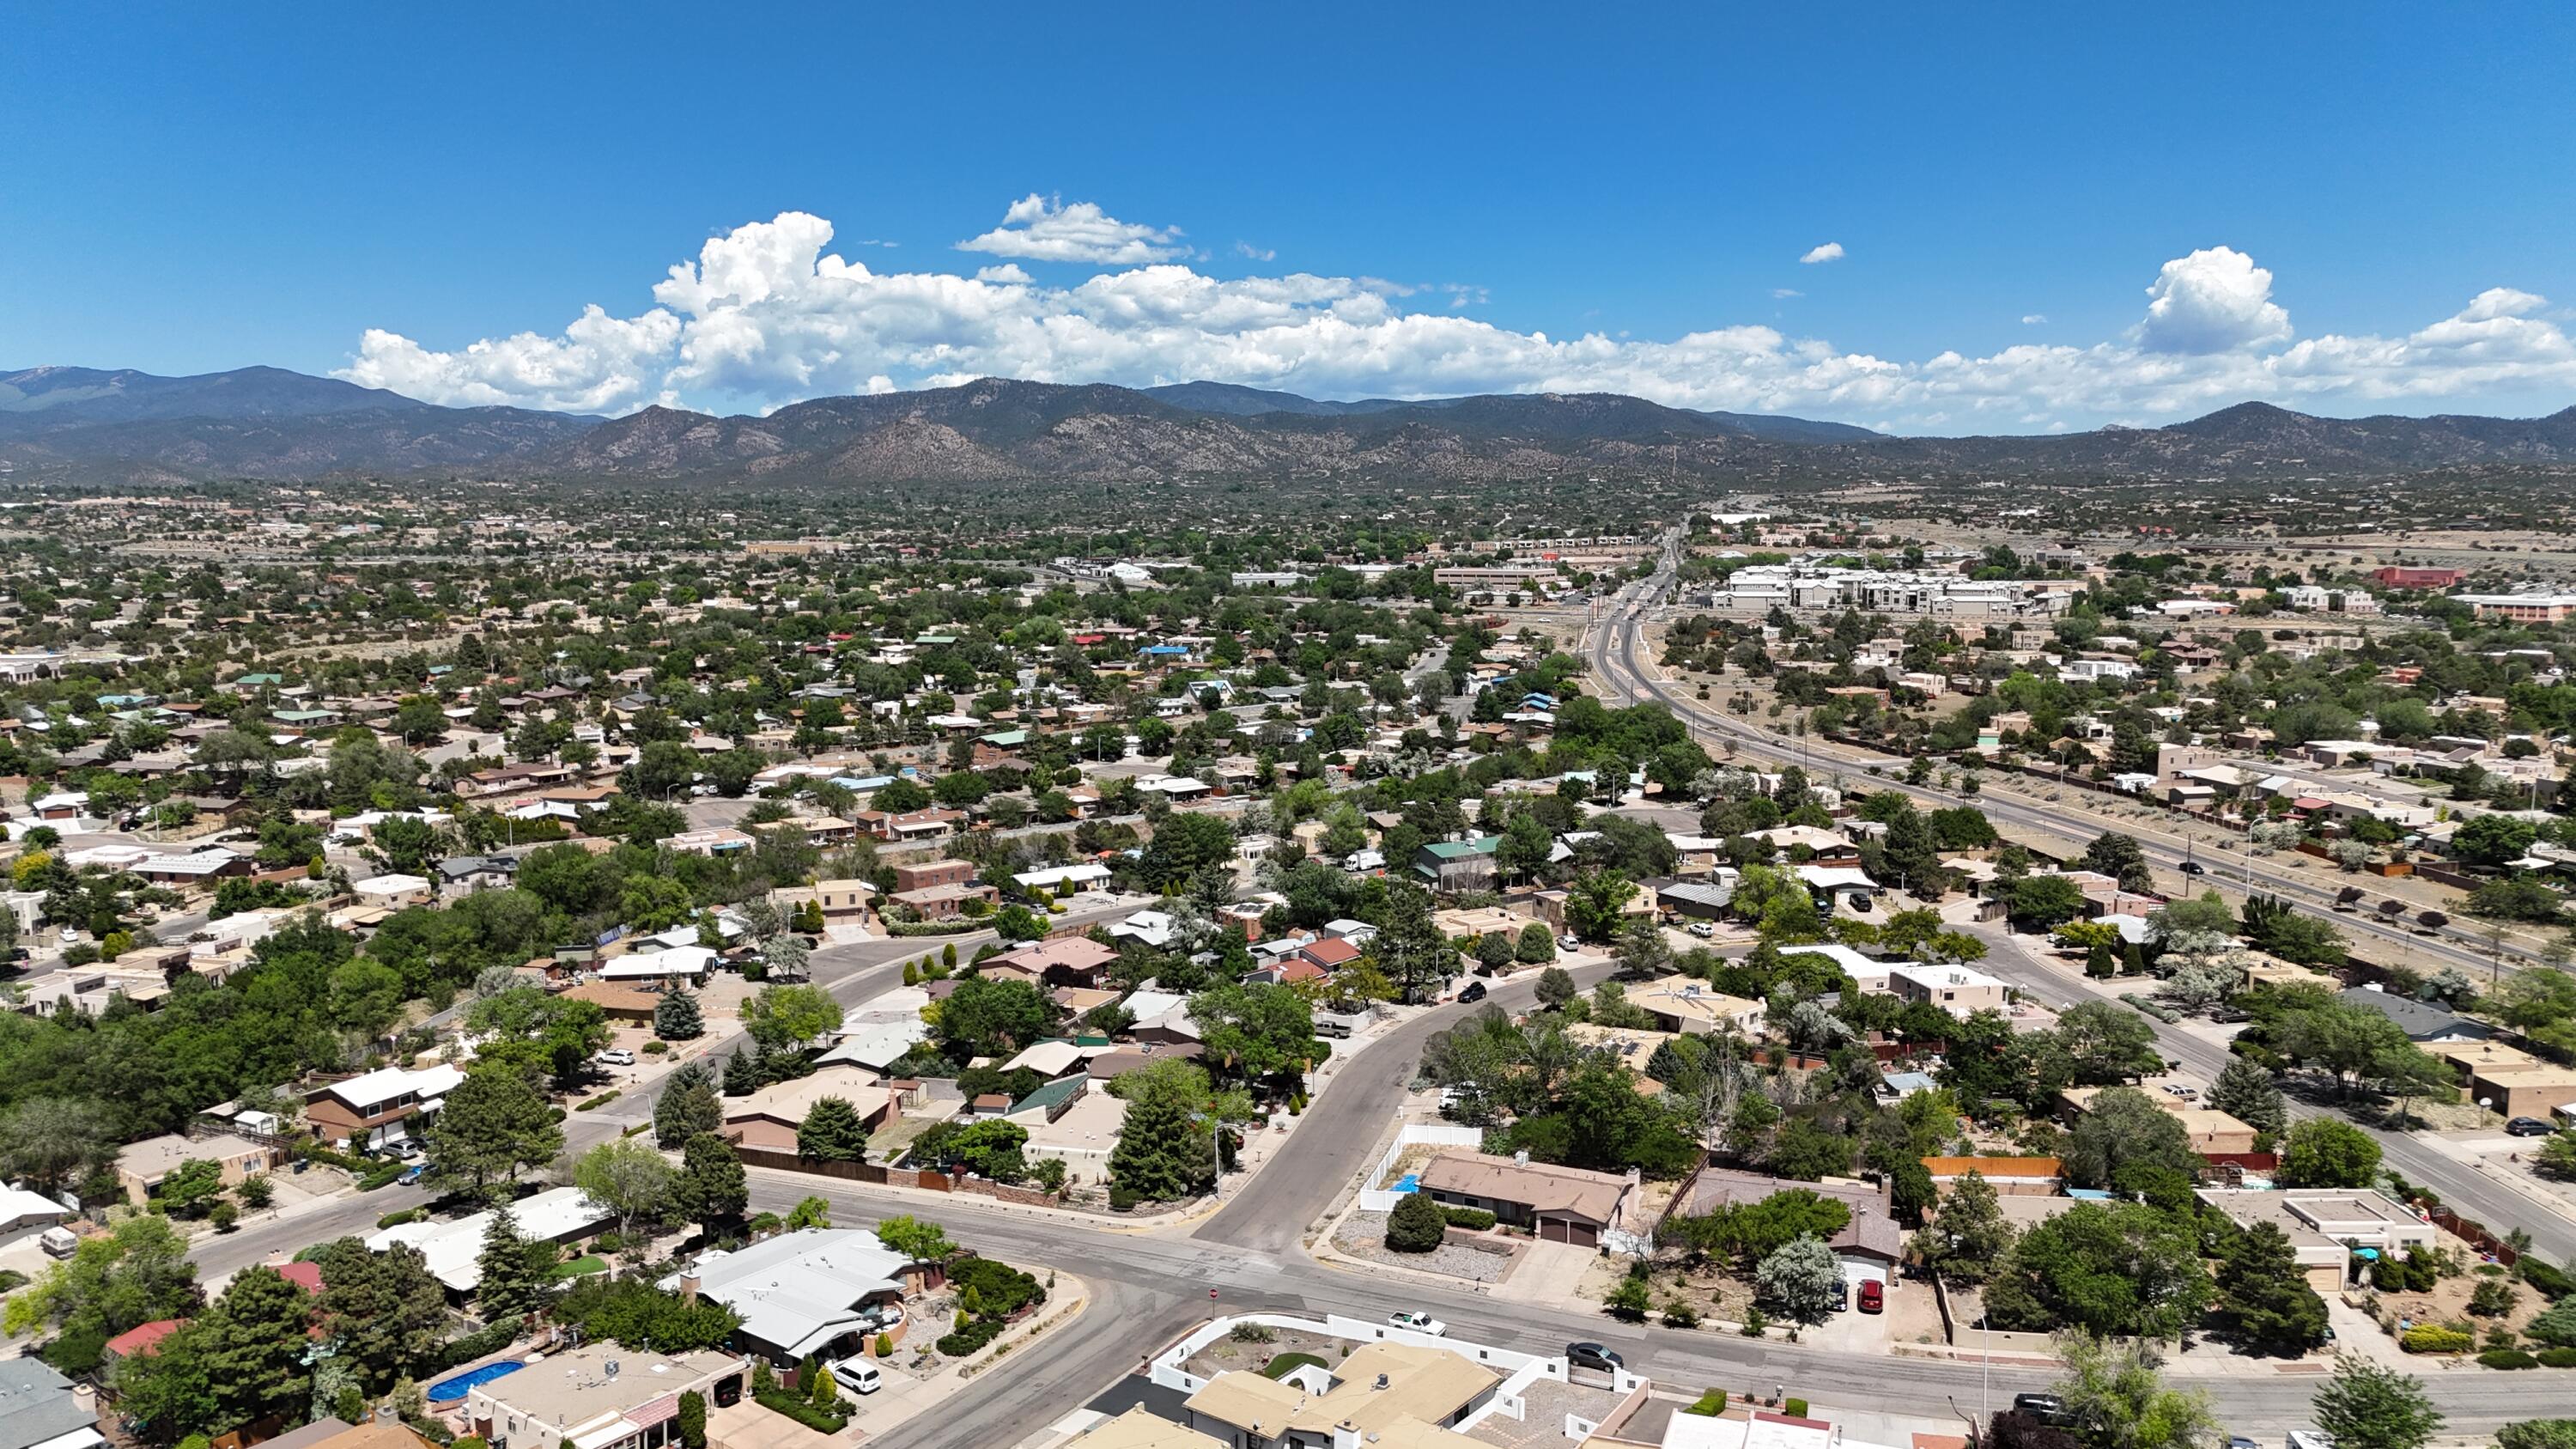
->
xmin=1588 ymin=539 xmax=2528 ymax=982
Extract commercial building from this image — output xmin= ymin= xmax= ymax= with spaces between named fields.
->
xmin=1702 ymin=565 xmax=2071 ymax=619
xmin=2457 ymin=593 xmax=2576 ymax=624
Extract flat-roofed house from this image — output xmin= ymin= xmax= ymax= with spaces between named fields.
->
xmin=114 ymin=1131 xmax=278 ymax=1206
xmin=464 ymin=1342 xmax=745 ymax=1449
xmin=1626 ymin=975 xmax=1766 ymax=1036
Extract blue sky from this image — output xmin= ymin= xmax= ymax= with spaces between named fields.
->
xmin=9 ymin=3 xmax=2575 ymax=432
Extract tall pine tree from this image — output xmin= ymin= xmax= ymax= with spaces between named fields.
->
xmin=655 ymin=989 xmax=705 ymax=1040
xmin=476 ymin=1205 xmax=559 ymax=1324
xmin=1105 ymin=1084 xmax=1210 ymax=1207
xmin=2214 ymin=1220 xmax=2328 ymax=1355
xmin=655 ymin=1062 xmax=723 ymax=1148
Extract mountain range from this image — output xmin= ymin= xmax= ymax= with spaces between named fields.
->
xmin=4 ymin=363 xmax=2574 ymax=486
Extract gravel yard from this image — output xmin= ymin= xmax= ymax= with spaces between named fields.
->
xmin=1332 ymin=1210 xmax=1517 ymax=1284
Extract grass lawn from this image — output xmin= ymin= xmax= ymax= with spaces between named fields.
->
xmin=1262 ymin=1353 xmax=1328 ymax=1379
xmin=550 ymin=1255 xmax=611 ymax=1278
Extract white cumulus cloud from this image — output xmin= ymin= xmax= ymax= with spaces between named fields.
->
xmin=956 ymin=193 xmax=1188 ymax=265
xmin=2021 ymin=314 xmax=2047 ymax=326
xmin=336 ymin=204 xmax=2576 ymax=432
xmin=1800 ymin=242 xmax=1845 ymax=265
xmin=2136 ymin=246 xmax=2293 ymax=354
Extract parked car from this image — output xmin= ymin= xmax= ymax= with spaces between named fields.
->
xmin=2014 ymin=1395 xmax=2074 ymax=1427
xmin=1565 ymin=1342 xmax=1624 ymax=1372
xmin=598 ymin=1048 xmax=636 ymax=1066
xmin=1388 ymin=1312 xmax=1449 ymax=1336
xmin=2508 ymin=1117 xmax=2556 ymax=1136
xmin=1858 ymin=1279 xmax=1884 ymax=1313
xmin=826 ymin=1358 xmax=884 ymax=1395
xmin=1686 ymin=921 xmax=1716 ymax=938
xmin=398 ymin=1164 xmax=428 ymax=1185
xmin=1457 ymin=981 xmax=1488 ymax=1003
xmin=1558 ymin=935 xmax=1581 ymax=953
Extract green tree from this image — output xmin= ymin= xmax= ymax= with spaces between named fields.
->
xmin=674 ymin=1133 xmax=749 ymax=1227
xmin=313 ymin=1237 xmax=448 ymax=1388
xmin=426 ymin=1064 xmax=565 ymax=1199
xmin=654 ymin=989 xmax=705 ymax=1040
xmin=742 ymin=983 xmax=844 ymax=1051
xmin=783 ymin=1195 xmax=832 ymax=1230
xmin=1534 ymin=965 xmax=1577 ymax=1010
xmin=677 ymin=1391 xmax=708 ymax=1449
xmin=2005 ymin=874 xmax=2088 ymax=930
xmin=1910 ymin=1170 xmax=2016 ymax=1287
xmin=2278 ymin=1117 xmax=2382 ymax=1189
xmin=2052 ymin=1335 xmax=2217 ymax=1449
xmin=934 ymin=977 xmax=1057 ymax=1058
xmin=476 ymin=1205 xmax=559 ymax=1324
xmin=2312 ymin=1355 xmax=2442 ymax=1449
xmin=874 ymin=1215 xmax=954 ymax=1263
xmin=2080 ymin=832 xmax=2155 ymax=893
xmin=1564 ymin=869 xmax=1637 ymax=941
xmin=2206 ymin=1058 xmax=2287 ymax=1143
xmin=3 ymin=1215 xmax=200 ymax=1368
xmin=0 ymin=1097 xmax=117 ymax=1193
xmin=197 ymin=1264 xmax=316 ymax=1429
xmin=111 ymin=1320 xmax=220 ymax=1443
xmin=2213 ymin=1221 xmax=2329 ymax=1355
xmin=1385 ymin=1190 xmax=1447 ymax=1252
xmin=575 ymin=1137 xmax=678 ymax=1251
xmin=796 ymin=1097 xmax=872 ymax=1162
xmin=1106 ymin=1071 xmax=1213 ymax=1206
xmin=2050 ymin=1002 xmax=2163 ymax=1085
xmin=653 ymin=1062 xmax=722 ymax=1148
xmin=1516 ymin=922 xmax=1559 ymax=965
xmin=1985 ymin=1202 xmax=2209 ymax=1340
xmin=2064 ymin=1087 xmax=2200 ymax=1189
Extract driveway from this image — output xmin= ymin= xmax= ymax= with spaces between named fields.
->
xmin=1494 ymin=1238 xmax=1599 ymax=1307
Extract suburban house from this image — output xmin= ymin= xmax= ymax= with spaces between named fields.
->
xmin=1626 ymin=976 xmax=1766 ymax=1036
xmin=722 ymin=1068 xmax=896 ymax=1153
xmin=2338 ymin=986 xmax=2494 ymax=1044
xmin=2060 ymin=1087 xmax=2259 ymax=1155
xmin=1181 ymin=1341 xmax=1498 ymax=1449
xmin=669 ymin=1227 xmax=920 ymax=1361
xmin=463 ymin=1343 xmax=746 ymax=1449
xmin=304 ymin=1062 xmax=465 ymax=1148
xmin=1885 ymin=961 xmax=2010 ymax=1018
xmin=368 ymin=1184 xmax=612 ymax=1294
xmin=113 ymin=1131 xmax=278 ymax=1206
xmin=1412 ymin=837 xmax=1500 ymax=892
xmin=982 ymin=936 xmax=1120 ymax=988
xmin=2197 ymin=1188 xmax=2437 ymax=1293
xmin=0 ymin=1359 xmax=108 ymax=1449
xmin=1680 ymin=1169 xmax=1903 ymax=1292
xmin=1413 ymin=1148 xmax=1643 ymax=1249
xmin=351 ymin=874 xmax=434 ymax=910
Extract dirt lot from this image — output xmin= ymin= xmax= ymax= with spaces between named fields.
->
xmin=2356 ymin=1257 xmax=2545 ymax=1349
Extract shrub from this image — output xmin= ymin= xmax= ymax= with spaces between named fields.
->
xmin=1386 ymin=1191 xmax=1448 ymax=1252
xmin=356 ymin=1162 xmax=408 ymax=1191
xmin=209 ymin=1201 xmax=240 ymax=1232
xmin=2481 ymin=1349 xmax=2540 ymax=1370
xmin=425 ymin=1320 xmax=524 ymax=1375
xmin=2537 ymin=1348 xmax=2576 ymax=1368
xmin=1662 ymin=1300 xmax=1701 ymax=1329
xmin=2526 ymin=1258 xmax=2576 ymax=1300
xmin=378 ymin=1208 xmax=428 ymax=1230
xmin=1229 ymin=1323 xmax=1276 ymax=1343
xmin=755 ymin=1391 xmax=847 ymax=1434
xmin=1785 ymin=1397 xmax=1809 ymax=1418
xmin=576 ymin=1091 xmax=621 ymax=1111
xmin=1604 ymin=1276 xmax=1652 ymax=1321
xmin=1438 ymin=1206 xmax=1498 ymax=1231
xmin=642 ymin=1041 xmax=668 ymax=1056
xmin=872 ymin=1333 xmax=892 ymax=1359
xmin=936 ymin=1319 xmax=1004 ymax=1357
xmin=2470 ymin=1278 xmax=2520 ymax=1317
xmin=2401 ymin=1324 xmax=2474 ymax=1354
xmin=1686 ymin=1391 xmax=1728 ymax=1416
xmin=454 ymin=1439 xmax=489 ymax=1449
xmin=1741 ymin=1305 xmax=1768 ymax=1336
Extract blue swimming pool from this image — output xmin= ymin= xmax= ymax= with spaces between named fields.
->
xmin=428 ymin=1361 xmax=526 ymax=1404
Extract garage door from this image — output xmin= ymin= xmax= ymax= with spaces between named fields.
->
xmin=1838 ymin=1255 xmax=1886 ymax=1290
xmin=1541 ymin=1217 xmax=1600 ymax=1247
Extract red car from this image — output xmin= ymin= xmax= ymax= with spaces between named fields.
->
xmin=1857 ymin=1280 xmax=1884 ymax=1314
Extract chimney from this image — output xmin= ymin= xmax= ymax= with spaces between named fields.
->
xmin=679 ymin=1273 xmax=701 ymax=1307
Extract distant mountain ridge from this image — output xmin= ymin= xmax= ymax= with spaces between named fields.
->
xmin=1 ymin=363 xmax=2571 ymax=484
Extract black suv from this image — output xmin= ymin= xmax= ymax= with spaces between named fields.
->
xmin=2014 ymin=1395 xmax=2075 ymax=1427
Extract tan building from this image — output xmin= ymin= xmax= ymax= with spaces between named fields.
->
xmin=1414 ymin=1148 xmax=1638 ymax=1248
xmin=2059 ymin=1087 xmax=2258 ymax=1155
xmin=1068 ymin=1407 xmax=1225 ymax=1449
xmin=2430 ymin=1040 xmax=2576 ymax=1120
xmin=722 ymin=1067 xmax=896 ymax=1154
xmin=465 ymin=1343 xmax=747 ymax=1449
xmin=1625 ymin=975 xmax=1766 ymax=1035
xmin=114 ymin=1131 xmax=277 ymax=1206
xmin=1886 ymin=961 xmax=2010 ymax=1018
xmin=1183 ymin=1341 xmax=1497 ymax=1449
xmin=2198 ymin=1188 xmax=2437 ymax=1294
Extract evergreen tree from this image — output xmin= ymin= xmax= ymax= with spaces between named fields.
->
xmin=476 ymin=1205 xmax=558 ymax=1324
xmin=654 ymin=989 xmax=705 ymax=1040
xmin=425 ymin=1065 xmax=564 ymax=1199
xmin=2208 ymin=1057 xmax=2287 ymax=1142
xmin=2215 ymin=1221 xmax=2329 ymax=1355
xmin=1910 ymin=1169 xmax=2015 ymax=1286
xmin=199 ymin=1265 xmax=315 ymax=1428
xmin=675 ymin=1133 xmax=749 ymax=1227
xmin=796 ymin=1097 xmax=871 ymax=1162
xmin=1384 ymin=1190 xmax=1446 ymax=1252
xmin=1105 ymin=1080 xmax=1210 ymax=1206
xmin=722 ymin=1049 xmax=760 ymax=1096
xmin=653 ymin=1063 xmax=723 ymax=1148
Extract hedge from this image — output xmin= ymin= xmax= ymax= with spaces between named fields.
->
xmin=887 ymin=921 xmax=981 ymax=937
xmin=2402 ymin=1325 xmax=2475 ymax=1354
xmin=1785 ymin=1398 xmax=1809 ymax=1418
xmin=426 ymin=1319 xmax=525 ymax=1374
xmin=2537 ymin=1348 xmax=2576 ymax=1368
xmin=356 ymin=1163 xmax=408 ymax=1191
xmin=1439 ymin=1206 xmax=1498 ymax=1231
xmin=2526 ymin=1259 xmax=2576 ymax=1300
xmin=754 ymin=1391 xmax=847 ymax=1434
xmin=1686 ymin=1391 xmax=1728 ymax=1416
xmin=936 ymin=1319 xmax=1004 ymax=1357
xmin=2482 ymin=1349 xmax=2541 ymax=1370
xmin=377 ymin=1208 xmax=427 ymax=1230
xmin=575 ymin=1091 xmax=621 ymax=1111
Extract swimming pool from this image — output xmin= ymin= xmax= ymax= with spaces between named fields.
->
xmin=428 ymin=1360 xmax=527 ymax=1404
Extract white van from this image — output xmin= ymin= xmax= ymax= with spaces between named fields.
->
xmin=828 ymin=1359 xmax=884 ymax=1396
xmin=37 ymin=1226 xmax=79 ymax=1259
